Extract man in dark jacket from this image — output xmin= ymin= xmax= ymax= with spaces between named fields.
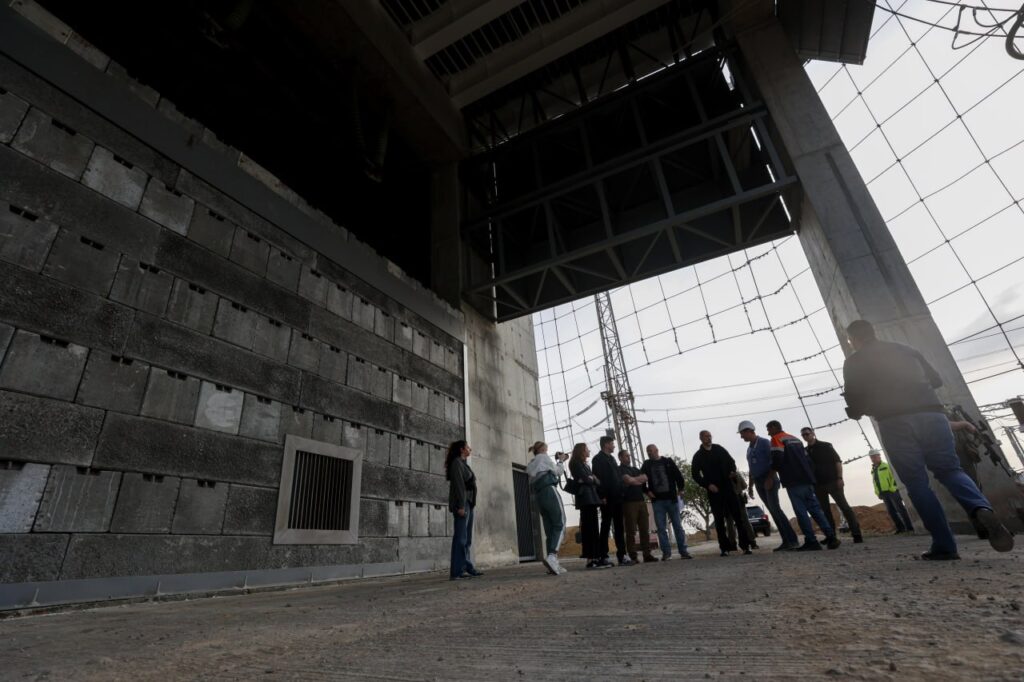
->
xmin=692 ymin=430 xmax=753 ymax=556
xmin=801 ymin=427 xmax=863 ymax=543
xmin=843 ymin=319 xmax=1013 ymax=559
xmin=591 ymin=435 xmax=631 ymax=565
xmin=641 ymin=444 xmax=692 ymax=560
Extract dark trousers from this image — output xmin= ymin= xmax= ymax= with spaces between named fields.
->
xmin=449 ymin=505 xmax=476 ymax=578
xmin=579 ymin=505 xmax=601 ymax=560
xmin=815 ymin=482 xmax=862 ymax=537
xmin=881 ymin=490 xmax=915 ymax=532
xmin=599 ymin=500 xmax=626 ymax=560
xmin=710 ymin=487 xmax=752 ymax=552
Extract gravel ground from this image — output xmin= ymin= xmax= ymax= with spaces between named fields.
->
xmin=2 ymin=534 xmax=1022 ymax=681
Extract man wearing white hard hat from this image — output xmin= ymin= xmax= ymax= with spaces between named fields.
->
xmin=739 ymin=420 xmax=799 ymax=551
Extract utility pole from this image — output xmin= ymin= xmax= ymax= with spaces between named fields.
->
xmin=595 ymin=291 xmax=643 ymax=466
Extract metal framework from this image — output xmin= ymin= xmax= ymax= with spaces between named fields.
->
xmin=595 ymin=290 xmax=643 ymax=466
xmin=461 ymin=43 xmax=797 ymax=321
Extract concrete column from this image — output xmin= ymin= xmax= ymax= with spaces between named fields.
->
xmin=731 ymin=16 xmax=1024 ymax=530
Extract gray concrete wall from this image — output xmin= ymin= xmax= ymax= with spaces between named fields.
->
xmin=731 ymin=16 xmax=1024 ymax=531
xmin=0 ymin=6 xmax=479 ymax=592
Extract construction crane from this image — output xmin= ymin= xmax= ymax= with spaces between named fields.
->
xmin=595 ymin=291 xmax=643 ymax=467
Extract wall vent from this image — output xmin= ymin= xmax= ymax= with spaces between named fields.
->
xmin=273 ymin=435 xmax=362 ymax=545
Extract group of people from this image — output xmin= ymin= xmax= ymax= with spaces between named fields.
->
xmin=444 ymin=319 xmax=1015 ymax=580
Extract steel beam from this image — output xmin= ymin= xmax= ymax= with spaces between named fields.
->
xmin=409 ymin=0 xmax=523 ymax=59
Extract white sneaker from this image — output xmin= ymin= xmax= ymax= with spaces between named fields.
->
xmin=542 ymin=553 xmax=558 ymax=575
xmin=557 ymin=566 xmax=567 ymax=574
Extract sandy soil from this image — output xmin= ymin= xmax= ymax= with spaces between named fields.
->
xmin=2 ymin=534 xmax=1022 ymax=681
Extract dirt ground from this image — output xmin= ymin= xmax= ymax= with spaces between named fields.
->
xmin=2 ymin=534 xmax=1023 ymax=681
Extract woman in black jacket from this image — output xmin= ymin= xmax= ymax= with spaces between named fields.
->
xmin=446 ymin=440 xmax=483 ymax=581
xmin=568 ymin=442 xmax=609 ymax=569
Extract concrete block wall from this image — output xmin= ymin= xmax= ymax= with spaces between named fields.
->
xmin=0 ymin=17 xmax=465 ymax=589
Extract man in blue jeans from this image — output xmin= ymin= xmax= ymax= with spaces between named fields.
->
xmin=843 ymin=319 xmax=1013 ymax=560
xmin=640 ymin=443 xmax=692 ymax=560
xmin=740 ymin=421 xmax=800 ymax=551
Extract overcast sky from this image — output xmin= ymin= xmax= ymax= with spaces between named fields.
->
xmin=534 ymin=1 xmax=1024 ymax=529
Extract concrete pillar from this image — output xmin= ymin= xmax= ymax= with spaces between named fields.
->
xmin=730 ymin=16 xmax=1024 ymax=530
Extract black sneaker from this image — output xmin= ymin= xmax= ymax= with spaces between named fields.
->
xmin=853 ymin=535 xmax=864 ymax=544
xmin=921 ymin=550 xmax=960 ymax=561
xmin=974 ymin=508 xmax=1014 ymax=552
xmin=749 ymin=542 xmax=759 ymax=550
xmin=642 ymin=554 xmax=659 ymax=563
xmin=773 ymin=543 xmax=795 ymax=552
xmin=585 ymin=561 xmax=596 ymax=569
xmin=618 ymin=557 xmax=634 ymax=566
xmin=660 ymin=555 xmax=671 ymax=561
xmin=743 ymin=549 xmax=752 ymax=555
xmin=796 ymin=541 xmax=823 ymax=551
xmin=680 ymin=552 xmax=693 ymax=560
xmin=594 ymin=558 xmax=614 ymax=568
xmin=826 ymin=536 xmax=841 ymax=550
xmin=720 ymin=550 xmax=730 ymax=557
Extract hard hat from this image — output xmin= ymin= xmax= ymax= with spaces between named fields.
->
xmin=868 ymin=449 xmax=883 ymax=456
xmin=737 ymin=420 xmax=756 ymax=433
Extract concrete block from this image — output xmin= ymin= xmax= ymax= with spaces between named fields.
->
xmin=374 ymin=308 xmax=395 ymax=343
xmin=412 ymin=330 xmax=430 ymax=360
xmin=404 ymin=409 xmax=464 ymax=450
xmin=428 ymin=503 xmax=447 ymax=536
xmin=0 ymin=462 xmax=50 ymax=532
xmin=341 ymin=421 xmax=365 ymax=453
xmin=267 ymin=248 xmax=300 ymax=291
xmin=229 ymin=228 xmax=270 ymax=276
xmin=390 ymin=434 xmax=411 ymax=469
xmin=288 ymin=331 xmax=320 ymax=372
xmin=359 ymin=464 xmax=447 ymax=505
xmin=34 ymin=464 xmax=121 ymax=532
xmin=445 ymin=397 xmax=461 ymax=425
xmin=212 ymin=299 xmax=256 ymax=349
xmin=366 ymin=429 xmax=391 ymax=465
xmin=0 ymin=390 xmax=103 ymax=466
xmin=428 ymin=444 xmax=446 ymax=476
xmin=0 ymin=200 xmax=59 ymax=270
xmin=94 ymin=413 xmax=283 ymax=487
xmin=398 ymin=536 xmax=450 ymax=563
xmin=446 ymin=509 xmax=453 ymax=537
xmin=171 ymin=479 xmax=227 ymax=534
xmin=76 ymin=353 xmax=149 ymax=414
xmin=223 ymin=484 xmax=277 ymax=535
xmin=445 ymin=347 xmax=461 ymax=376
xmin=312 ymin=414 xmax=343 ymax=444
xmin=109 ymin=472 xmax=180 ymax=533
xmin=430 ymin=340 xmax=445 ymax=367
xmin=239 ymin=393 xmax=281 ymax=442
xmin=0 ymin=330 xmax=88 ymax=400
xmin=109 ymin=257 xmax=173 ymax=315
xmin=387 ymin=500 xmax=409 ymax=537
xmin=0 ymin=87 xmax=29 ymax=144
xmin=411 ymin=440 xmax=430 ymax=472
xmin=0 ymin=534 xmax=69 ymax=583
xmin=318 ymin=344 xmax=347 ymax=383
xmin=82 ymin=146 xmax=147 ymax=209
xmin=326 ymin=282 xmax=352 ymax=320
xmin=187 ymin=207 xmax=234 ymax=257
xmin=395 ymin=322 xmax=414 ymax=351
xmin=140 ymin=368 xmax=200 ymax=424
xmin=298 ymin=266 xmax=328 ymax=305
xmin=12 ymin=107 xmax=94 ymax=179
xmin=194 ymin=381 xmax=243 ymax=434
xmin=253 ymin=315 xmax=291 ymax=363
xmin=139 ymin=179 xmax=194 ymax=235
xmin=42 ymin=228 xmax=120 ymax=295
xmin=166 ymin=279 xmax=218 ymax=334
xmin=359 ymin=497 xmax=388 ymax=537
xmin=392 ymin=376 xmax=413 ymax=408
xmin=278 ymin=405 xmax=313 ymax=442
xmin=411 ymin=382 xmax=429 ymax=414
xmin=352 ymin=297 xmax=375 ymax=331
xmin=0 ymin=323 xmax=12 ymax=364
xmin=369 ymin=365 xmax=393 ymax=401
xmin=428 ymin=390 xmax=445 ymax=420
xmin=410 ymin=502 xmax=429 ymax=537
xmin=346 ymin=355 xmax=370 ymax=393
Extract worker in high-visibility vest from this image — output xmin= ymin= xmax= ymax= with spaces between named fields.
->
xmin=870 ymin=450 xmax=914 ymax=534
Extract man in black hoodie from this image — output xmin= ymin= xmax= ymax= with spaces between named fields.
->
xmin=591 ymin=435 xmax=630 ymax=566
xmin=692 ymin=430 xmax=752 ymax=557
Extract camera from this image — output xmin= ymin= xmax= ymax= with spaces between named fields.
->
xmin=555 ymin=452 xmax=568 ymax=461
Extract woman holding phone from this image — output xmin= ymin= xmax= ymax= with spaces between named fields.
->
xmin=568 ymin=442 xmax=610 ymax=569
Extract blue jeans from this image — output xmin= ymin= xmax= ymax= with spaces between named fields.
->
xmin=450 ymin=505 xmax=476 ymax=578
xmin=878 ymin=412 xmax=992 ymax=554
xmin=651 ymin=498 xmax=688 ymax=558
xmin=754 ymin=474 xmax=799 ymax=546
xmin=881 ymin=490 xmax=914 ymax=532
xmin=787 ymin=483 xmax=833 ymax=543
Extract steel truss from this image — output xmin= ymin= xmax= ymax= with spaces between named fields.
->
xmin=461 ymin=43 xmax=798 ymax=322
xmin=596 ymin=290 xmax=643 ymax=467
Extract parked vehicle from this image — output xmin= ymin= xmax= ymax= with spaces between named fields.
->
xmin=747 ymin=505 xmax=771 ymax=536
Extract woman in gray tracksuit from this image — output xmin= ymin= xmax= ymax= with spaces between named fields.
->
xmin=526 ymin=441 xmax=568 ymax=575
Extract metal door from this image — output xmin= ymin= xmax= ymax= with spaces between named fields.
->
xmin=512 ymin=468 xmax=537 ymax=561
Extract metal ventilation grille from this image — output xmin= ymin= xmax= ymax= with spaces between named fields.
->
xmin=287 ymin=451 xmax=354 ymax=531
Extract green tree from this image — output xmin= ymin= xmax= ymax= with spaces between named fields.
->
xmin=673 ymin=458 xmax=713 ymax=541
